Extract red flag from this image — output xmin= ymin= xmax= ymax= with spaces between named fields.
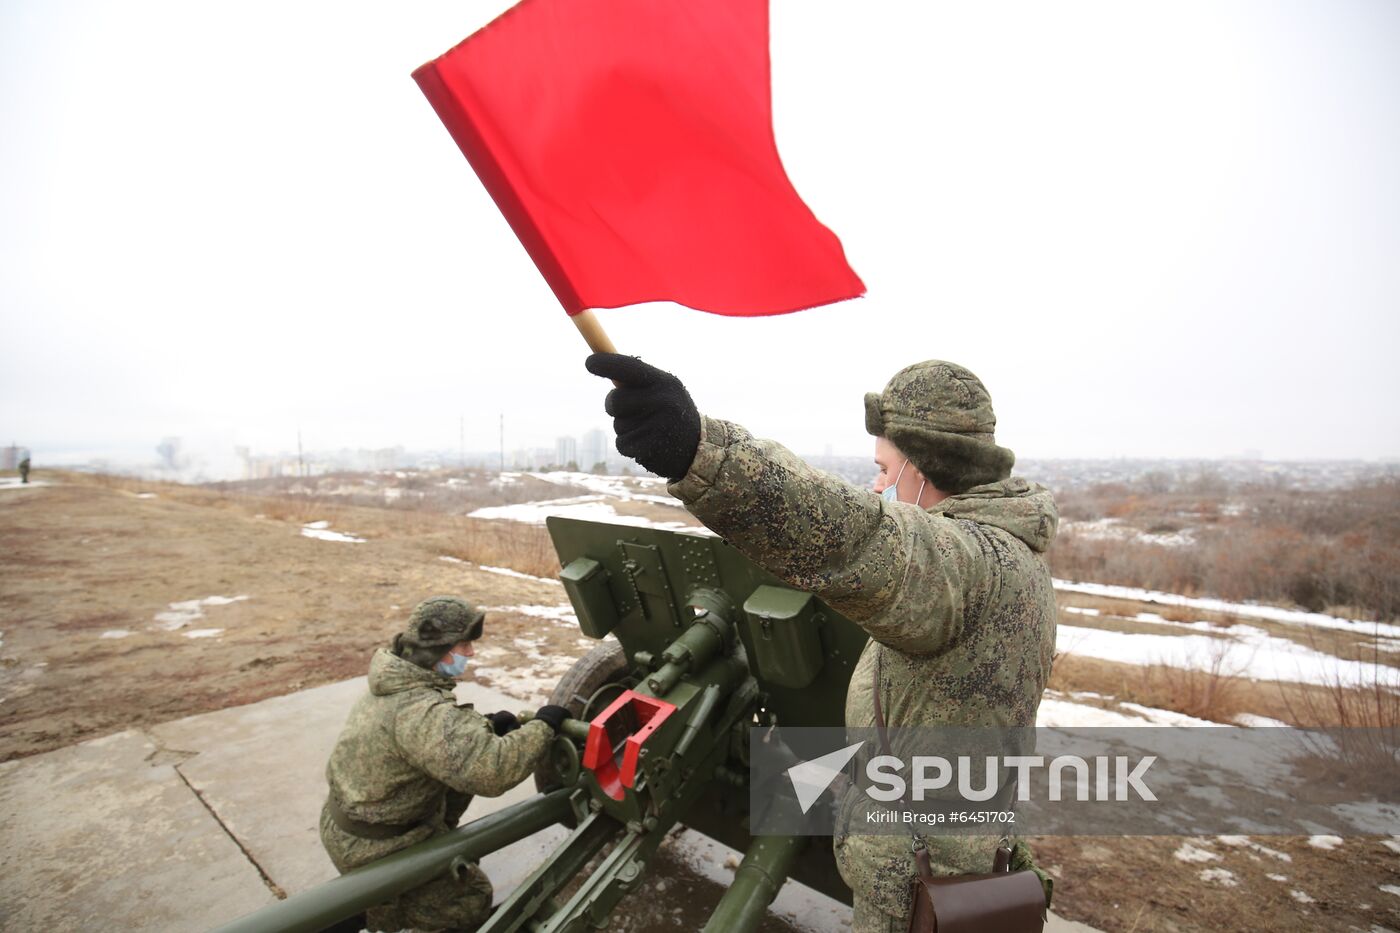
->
xmin=412 ymin=0 xmax=864 ymax=317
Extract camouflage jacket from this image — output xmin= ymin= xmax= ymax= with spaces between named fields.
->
xmin=320 ymin=648 xmax=551 ymax=870
xmin=671 ymin=416 xmax=1058 ymax=915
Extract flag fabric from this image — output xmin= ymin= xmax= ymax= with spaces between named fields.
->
xmin=412 ymin=0 xmax=864 ymax=317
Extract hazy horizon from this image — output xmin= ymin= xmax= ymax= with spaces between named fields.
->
xmin=4 ymin=0 xmax=1398 ymax=464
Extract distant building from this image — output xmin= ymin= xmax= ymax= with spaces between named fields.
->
xmin=580 ymin=429 xmax=608 ymax=472
xmin=1 ymin=445 xmax=20 ymax=470
xmin=556 ymin=436 xmax=578 ymax=469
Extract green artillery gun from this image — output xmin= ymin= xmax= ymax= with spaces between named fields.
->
xmin=217 ymin=517 xmax=869 ymax=933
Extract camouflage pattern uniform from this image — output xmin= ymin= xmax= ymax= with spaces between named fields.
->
xmin=669 ymin=362 xmax=1057 ymax=931
xmin=320 ymin=648 xmax=552 ymax=931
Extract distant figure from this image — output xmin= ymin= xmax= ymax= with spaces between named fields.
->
xmin=319 ymin=596 xmax=569 ymax=933
xmin=18 ymin=456 xmax=29 ymax=484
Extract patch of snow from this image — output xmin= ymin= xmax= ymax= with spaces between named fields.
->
xmin=0 ymin=478 xmax=49 ymax=490
xmin=1056 ymin=623 xmax=1399 ymax=689
xmin=1290 ymin=890 xmax=1314 ymax=904
xmin=1059 ymin=518 xmax=1196 ymax=547
xmin=1199 ymin=867 xmax=1238 ymax=887
xmin=1117 ymin=702 xmax=1219 ymax=727
xmin=99 ymin=630 xmax=132 ymax=639
xmin=301 ymin=521 xmax=365 ymax=543
xmin=151 ymin=595 xmax=249 ymax=632
xmin=1382 ymin=884 xmax=1400 ymax=898
xmin=1036 ymin=691 xmax=1209 ymax=727
xmin=439 ymin=555 xmax=466 ymax=564
xmin=1234 ymin=713 xmax=1290 ymax=727
xmin=135 ymin=492 xmax=157 ymax=499
xmin=483 ymin=604 xmax=578 ymax=626
xmin=1308 ymin=835 xmax=1343 ymax=851
xmin=468 ymin=495 xmax=695 ymax=531
xmin=184 ymin=628 xmax=223 ymax=639
xmin=1174 ymin=842 xmax=1220 ymax=863
xmin=1053 ymin=579 xmax=1400 ymax=639
xmin=1382 ymin=838 xmax=1400 ymax=855
xmin=1063 ymin=606 xmax=1101 ymax=617
xmin=523 ymin=472 xmax=678 ymax=506
xmin=1217 ymin=836 xmax=1291 ymax=861
xmin=1267 ymin=873 xmax=1289 ymax=882
xmin=478 ymin=565 xmax=562 ymax=587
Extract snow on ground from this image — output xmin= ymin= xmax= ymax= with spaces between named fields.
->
xmin=1054 ymin=579 xmax=1400 ymax=639
xmin=522 ymin=471 xmax=677 ymax=505
xmin=1199 ymin=867 xmax=1239 ymax=887
xmin=1060 ymin=517 xmax=1196 ymax=547
xmin=135 ymin=492 xmax=157 ymax=499
xmin=1383 ymin=884 xmax=1400 ymax=898
xmin=1056 ymin=622 xmax=1399 ymax=689
xmin=1307 ymin=835 xmax=1343 ymax=851
xmin=468 ymin=495 xmax=696 ymax=531
xmin=477 ymin=565 xmax=563 ymax=587
xmin=184 ymin=628 xmax=224 ymax=639
xmin=1174 ymin=842 xmax=1221 ymax=863
xmin=100 ymin=630 xmax=132 ymax=639
xmin=0 ymin=478 xmax=49 ymax=490
xmin=1234 ymin=713 xmax=1290 ymax=727
xmin=1217 ymin=836 xmax=1291 ymax=861
xmin=482 ymin=604 xmax=578 ymax=626
xmin=300 ymin=520 xmax=365 ymax=543
xmin=150 ymin=595 xmax=249 ymax=632
xmin=1036 ymin=690 xmax=1218 ymax=727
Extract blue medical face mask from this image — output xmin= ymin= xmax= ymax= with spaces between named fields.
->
xmin=880 ymin=458 xmax=926 ymax=506
xmin=434 ymin=650 xmax=470 ymax=678
xmin=881 ymin=459 xmax=909 ymax=503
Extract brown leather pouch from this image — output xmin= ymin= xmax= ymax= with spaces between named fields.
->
xmin=907 ymin=845 xmax=1046 ymax=933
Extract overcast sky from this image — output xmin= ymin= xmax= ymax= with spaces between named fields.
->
xmin=3 ymin=0 xmax=1397 ymax=477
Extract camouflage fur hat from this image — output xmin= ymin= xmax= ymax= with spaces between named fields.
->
xmin=864 ymin=360 xmax=1015 ymax=494
xmin=392 ymin=596 xmax=485 ymax=669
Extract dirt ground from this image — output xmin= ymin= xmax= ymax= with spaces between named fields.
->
xmin=2 ymin=471 xmax=1398 ymax=933
xmin=0 ymin=473 xmax=590 ymax=761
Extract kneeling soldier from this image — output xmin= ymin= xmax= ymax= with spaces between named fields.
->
xmin=320 ymin=596 xmax=569 ymax=933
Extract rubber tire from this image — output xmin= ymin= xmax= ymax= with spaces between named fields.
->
xmin=533 ymin=641 xmax=630 ymax=793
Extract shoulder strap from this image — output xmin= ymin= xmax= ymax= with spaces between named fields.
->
xmin=873 ymin=650 xmax=937 ymax=882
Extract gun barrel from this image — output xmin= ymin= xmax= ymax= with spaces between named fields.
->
xmin=211 ymin=789 xmax=574 ymax=933
xmin=702 ymin=835 xmax=807 ymax=933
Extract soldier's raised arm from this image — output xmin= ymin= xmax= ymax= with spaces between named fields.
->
xmin=585 ymin=355 xmax=1027 ymax=655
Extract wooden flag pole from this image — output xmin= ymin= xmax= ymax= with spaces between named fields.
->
xmin=570 ymin=309 xmax=617 ymax=355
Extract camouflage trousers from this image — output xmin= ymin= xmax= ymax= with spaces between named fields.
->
xmin=364 ymin=859 xmax=492 ymax=932
xmin=852 ymin=893 xmax=909 ymax=933
xmin=320 ymin=805 xmax=492 ymax=932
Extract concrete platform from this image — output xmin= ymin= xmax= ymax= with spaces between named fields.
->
xmin=0 ymin=676 xmax=1099 ymax=932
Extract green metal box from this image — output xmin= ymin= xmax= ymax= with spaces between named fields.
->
xmin=560 ymin=556 xmax=618 ymax=640
xmin=742 ymin=585 xmax=824 ymax=689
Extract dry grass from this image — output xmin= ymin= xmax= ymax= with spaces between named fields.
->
xmin=439 ymin=518 xmax=562 ymax=579
xmin=1047 ymin=652 xmax=1385 ymax=728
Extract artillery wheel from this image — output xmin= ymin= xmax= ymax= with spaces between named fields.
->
xmin=533 ymin=640 xmax=630 ymax=794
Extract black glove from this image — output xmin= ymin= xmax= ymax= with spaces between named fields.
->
xmin=484 ymin=710 xmax=520 ymax=736
xmin=533 ymin=704 xmax=570 ymax=734
xmin=584 ymin=353 xmax=701 ymax=481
